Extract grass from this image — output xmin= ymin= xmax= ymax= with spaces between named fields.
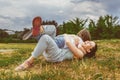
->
xmin=0 ymin=39 xmax=120 ymax=80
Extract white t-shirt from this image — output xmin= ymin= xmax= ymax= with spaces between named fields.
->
xmin=64 ymin=36 xmax=83 ymax=48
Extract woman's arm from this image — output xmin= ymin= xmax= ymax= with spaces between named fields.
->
xmin=64 ymin=34 xmax=84 ymax=59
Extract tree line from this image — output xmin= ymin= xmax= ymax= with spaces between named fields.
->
xmin=0 ymin=14 xmax=120 ymax=43
xmin=58 ymin=14 xmax=120 ymax=40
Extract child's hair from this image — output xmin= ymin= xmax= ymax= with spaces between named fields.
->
xmin=77 ymin=28 xmax=91 ymax=41
xmin=84 ymin=43 xmax=97 ymax=58
xmin=32 ymin=16 xmax=42 ymax=27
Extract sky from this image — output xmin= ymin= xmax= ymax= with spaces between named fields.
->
xmin=0 ymin=0 xmax=120 ymax=31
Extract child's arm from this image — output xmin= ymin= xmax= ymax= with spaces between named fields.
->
xmin=77 ymin=44 xmax=86 ymax=55
xmin=68 ymin=35 xmax=86 ymax=54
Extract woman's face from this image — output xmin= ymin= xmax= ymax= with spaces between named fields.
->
xmin=82 ymin=41 xmax=95 ymax=52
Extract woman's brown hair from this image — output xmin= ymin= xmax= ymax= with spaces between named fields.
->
xmin=84 ymin=43 xmax=97 ymax=58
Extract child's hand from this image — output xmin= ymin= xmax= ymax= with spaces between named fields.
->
xmin=78 ymin=44 xmax=86 ymax=55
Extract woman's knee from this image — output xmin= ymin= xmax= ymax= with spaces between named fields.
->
xmin=39 ymin=34 xmax=51 ymax=42
xmin=41 ymin=34 xmax=50 ymax=39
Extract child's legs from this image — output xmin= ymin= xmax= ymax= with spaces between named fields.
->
xmin=54 ymin=35 xmax=65 ymax=48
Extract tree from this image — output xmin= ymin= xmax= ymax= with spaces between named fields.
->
xmin=70 ymin=17 xmax=87 ymax=32
xmin=88 ymin=14 xmax=120 ymax=39
xmin=88 ymin=19 xmax=97 ymax=39
xmin=58 ymin=18 xmax=87 ymax=34
xmin=0 ymin=29 xmax=9 ymax=39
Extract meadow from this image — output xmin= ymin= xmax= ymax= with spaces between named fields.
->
xmin=0 ymin=39 xmax=120 ymax=80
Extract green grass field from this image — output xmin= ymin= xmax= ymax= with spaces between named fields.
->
xmin=0 ymin=39 xmax=120 ymax=80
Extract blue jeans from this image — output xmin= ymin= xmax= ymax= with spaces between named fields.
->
xmin=54 ymin=35 xmax=65 ymax=48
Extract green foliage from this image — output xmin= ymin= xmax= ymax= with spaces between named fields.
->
xmin=0 ymin=29 xmax=9 ymax=38
xmin=58 ymin=18 xmax=87 ymax=34
xmin=57 ymin=14 xmax=120 ymax=40
xmin=88 ymin=15 xmax=120 ymax=40
xmin=0 ymin=38 xmax=36 ymax=43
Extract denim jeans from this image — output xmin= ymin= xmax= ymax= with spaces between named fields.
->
xmin=54 ymin=35 xmax=65 ymax=48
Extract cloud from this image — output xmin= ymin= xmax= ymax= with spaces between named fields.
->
xmin=0 ymin=17 xmax=13 ymax=27
xmin=0 ymin=0 xmax=120 ymax=31
xmin=100 ymin=0 xmax=120 ymax=16
xmin=66 ymin=1 xmax=107 ymax=20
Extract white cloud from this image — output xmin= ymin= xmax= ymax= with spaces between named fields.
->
xmin=68 ymin=1 xmax=107 ymax=20
xmin=0 ymin=18 xmax=14 ymax=29
xmin=0 ymin=7 xmax=26 ymax=19
xmin=37 ymin=0 xmax=70 ymax=7
xmin=0 ymin=0 xmax=120 ymax=30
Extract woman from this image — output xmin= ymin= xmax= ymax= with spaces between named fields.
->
xmin=15 ymin=34 xmax=97 ymax=71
